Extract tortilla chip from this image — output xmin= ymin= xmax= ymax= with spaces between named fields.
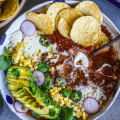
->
xmin=0 ymin=0 xmax=19 ymax=21
xmin=46 ymin=2 xmax=70 ymax=31
xmin=94 ymin=32 xmax=109 ymax=52
xmin=70 ymin=16 xmax=101 ymax=47
xmin=75 ymin=1 xmax=103 ymax=24
xmin=26 ymin=12 xmax=54 ymax=35
xmin=55 ymin=8 xmax=83 ymax=28
xmin=58 ymin=18 xmax=71 ymax=39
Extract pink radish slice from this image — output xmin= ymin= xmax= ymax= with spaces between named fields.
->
xmin=20 ymin=20 xmax=36 ymax=36
xmin=14 ymin=101 xmax=29 ymax=113
xmin=33 ymin=70 xmax=45 ymax=87
xmin=83 ymin=98 xmax=99 ymax=114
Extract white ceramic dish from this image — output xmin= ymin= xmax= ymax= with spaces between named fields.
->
xmin=0 ymin=0 xmax=26 ymax=28
xmin=0 ymin=1 xmax=120 ymax=120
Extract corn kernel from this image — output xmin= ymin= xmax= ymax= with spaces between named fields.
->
xmin=54 ymin=87 xmax=58 ymax=90
xmin=30 ymin=68 xmax=34 ymax=72
xmin=68 ymin=99 xmax=72 ymax=103
xmin=14 ymin=60 xmax=18 ymax=63
xmin=73 ymin=112 xmax=77 ymax=117
xmin=28 ymin=64 xmax=33 ymax=68
xmin=50 ymin=46 xmax=53 ymax=52
xmin=19 ymin=63 xmax=23 ymax=66
xmin=83 ymin=112 xmax=86 ymax=120
xmin=34 ymin=64 xmax=38 ymax=70
xmin=59 ymin=96 xmax=64 ymax=100
xmin=66 ymin=102 xmax=71 ymax=107
xmin=53 ymin=96 xmax=59 ymax=101
xmin=25 ymin=55 xmax=30 ymax=59
xmin=73 ymin=106 xmax=78 ymax=111
xmin=52 ymin=56 xmax=57 ymax=59
xmin=59 ymin=103 xmax=64 ymax=107
xmin=64 ymin=97 xmax=68 ymax=101
xmin=19 ymin=59 xmax=23 ymax=62
xmin=32 ymin=59 xmax=35 ymax=63
xmin=60 ymin=99 xmax=64 ymax=105
xmin=8 ymin=47 xmax=13 ymax=54
xmin=58 ymin=87 xmax=61 ymax=91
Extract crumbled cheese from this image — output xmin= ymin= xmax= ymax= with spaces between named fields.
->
xmin=9 ymin=30 xmax=23 ymax=47
xmin=60 ymin=51 xmax=69 ymax=56
xmin=23 ymin=34 xmax=52 ymax=57
xmin=75 ymin=82 xmax=106 ymax=101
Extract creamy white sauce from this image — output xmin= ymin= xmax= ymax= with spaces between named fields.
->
xmin=74 ymin=52 xmax=89 ymax=68
xmin=96 ymin=63 xmax=111 ymax=72
xmin=74 ymin=52 xmax=89 ymax=77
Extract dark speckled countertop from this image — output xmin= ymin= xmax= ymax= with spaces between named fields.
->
xmin=0 ymin=0 xmax=120 ymax=120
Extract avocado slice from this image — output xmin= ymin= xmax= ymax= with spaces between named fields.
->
xmin=7 ymin=66 xmax=60 ymax=119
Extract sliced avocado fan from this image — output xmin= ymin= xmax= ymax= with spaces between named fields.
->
xmin=6 ymin=66 xmax=60 ymax=119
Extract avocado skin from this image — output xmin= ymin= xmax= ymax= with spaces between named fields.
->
xmin=7 ymin=66 xmax=60 ymax=119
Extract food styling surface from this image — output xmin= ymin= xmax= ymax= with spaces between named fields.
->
xmin=0 ymin=0 xmax=120 ymax=120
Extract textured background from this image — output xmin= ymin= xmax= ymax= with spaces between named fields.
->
xmin=0 ymin=0 xmax=120 ymax=120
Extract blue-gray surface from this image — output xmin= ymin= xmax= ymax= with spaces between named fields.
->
xmin=0 ymin=0 xmax=120 ymax=120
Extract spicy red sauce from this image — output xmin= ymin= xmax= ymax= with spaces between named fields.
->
xmin=45 ymin=26 xmax=120 ymax=96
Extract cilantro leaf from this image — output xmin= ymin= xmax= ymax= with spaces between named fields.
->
xmin=0 ymin=55 xmax=11 ymax=70
xmin=38 ymin=63 xmax=49 ymax=73
xmin=11 ymin=68 xmax=20 ymax=78
xmin=59 ymin=106 xmax=73 ymax=120
xmin=41 ymin=73 xmax=51 ymax=93
xmin=0 ymin=47 xmax=11 ymax=71
xmin=44 ymin=98 xmax=51 ymax=106
xmin=4 ymin=47 xmax=9 ymax=56
xmin=49 ymin=109 xmax=56 ymax=117
xmin=61 ymin=89 xmax=71 ymax=98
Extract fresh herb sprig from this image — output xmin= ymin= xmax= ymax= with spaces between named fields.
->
xmin=11 ymin=68 xmax=20 ymax=78
xmin=61 ymin=89 xmax=71 ymax=98
xmin=41 ymin=73 xmax=51 ymax=93
xmin=0 ymin=47 xmax=11 ymax=70
xmin=38 ymin=62 xmax=49 ymax=73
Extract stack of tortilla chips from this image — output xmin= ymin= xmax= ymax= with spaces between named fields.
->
xmin=0 ymin=0 xmax=19 ymax=21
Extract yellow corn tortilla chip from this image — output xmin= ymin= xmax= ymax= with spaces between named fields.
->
xmin=46 ymin=2 xmax=70 ymax=31
xmin=70 ymin=16 xmax=101 ymax=47
xmin=94 ymin=32 xmax=109 ymax=52
xmin=75 ymin=1 xmax=103 ymax=24
xmin=26 ymin=12 xmax=53 ymax=35
xmin=58 ymin=18 xmax=71 ymax=39
xmin=0 ymin=0 xmax=19 ymax=21
xmin=55 ymin=8 xmax=83 ymax=28
xmin=0 ymin=1 xmax=2 ymax=7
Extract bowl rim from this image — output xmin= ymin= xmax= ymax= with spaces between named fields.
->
xmin=0 ymin=0 xmax=120 ymax=120
xmin=0 ymin=0 xmax=26 ymax=28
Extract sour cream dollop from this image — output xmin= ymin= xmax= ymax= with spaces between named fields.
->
xmin=74 ymin=52 xmax=89 ymax=68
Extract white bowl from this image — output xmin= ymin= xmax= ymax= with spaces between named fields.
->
xmin=0 ymin=0 xmax=26 ymax=28
xmin=0 ymin=1 xmax=120 ymax=120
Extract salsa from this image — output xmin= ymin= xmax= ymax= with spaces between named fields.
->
xmin=42 ymin=26 xmax=120 ymax=97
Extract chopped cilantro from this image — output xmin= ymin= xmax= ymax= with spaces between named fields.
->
xmin=11 ymin=68 xmax=20 ymax=78
xmin=38 ymin=62 xmax=49 ymax=73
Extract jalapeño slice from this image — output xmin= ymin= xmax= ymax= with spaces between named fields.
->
xmin=71 ymin=91 xmax=82 ymax=102
xmin=55 ymin=77 xmax=66 ymax=87
xmin=39 ymin=36 xmax=51 ymax=47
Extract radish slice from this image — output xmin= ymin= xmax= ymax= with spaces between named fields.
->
xmin=33 ymin=70 xmax=45 ymax=86
xmin=20 ymin=20 xmax=36 ymax=36
xmin=14 ymin=101 xmax=29 ymax=113
xmin=83 ymin=98 xmax=99 ymax=114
